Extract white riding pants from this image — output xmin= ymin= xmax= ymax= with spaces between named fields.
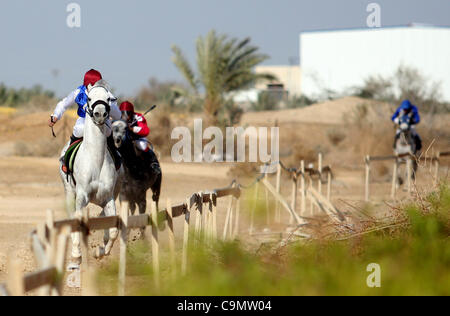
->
xmin=135 ymin=138 xmax=149 ymax=151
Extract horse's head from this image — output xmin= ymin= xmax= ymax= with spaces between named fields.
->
xmin=112 ymin=120 xmax=128 ymax=148
xmin=86 ymin=84 xmax=111 ymax=126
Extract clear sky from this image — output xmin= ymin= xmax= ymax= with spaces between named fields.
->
xmin=0 ymin=0 xmax=449 ymax=97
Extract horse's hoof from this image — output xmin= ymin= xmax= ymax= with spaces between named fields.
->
xmin=94 ymin=246 xmax=105 ymax=259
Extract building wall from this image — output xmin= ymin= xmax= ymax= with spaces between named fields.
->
xmin=300 ymin=26 xmax=450 ymax=101
xmin=255 ymin=65 xmax=302 ymax=96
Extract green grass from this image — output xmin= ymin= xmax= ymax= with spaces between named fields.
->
xmin=97 ymin=183 xmax=450 ymax=296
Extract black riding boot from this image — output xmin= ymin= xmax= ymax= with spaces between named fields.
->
xmin=107 ymin=135 xmax=122 ymax=170
xmin=143 ymin=150 xmax=161 ymax=176
xmin=70 ymin=134 xmax=81 ymax=145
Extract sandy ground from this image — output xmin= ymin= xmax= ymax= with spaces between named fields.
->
xmin=0 ymin=153 xmax=437 ymax=295
xmin=0 ymin=97 xmax=447 ymax=295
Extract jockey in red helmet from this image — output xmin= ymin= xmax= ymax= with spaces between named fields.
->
xmin=48 ymin=69 xmax=122 ymax=172
xmin=119 ymin=101 xmax=161 ymax=175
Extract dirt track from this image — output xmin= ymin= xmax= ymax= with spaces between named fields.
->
xmin=0 ymin=99 xmax=447 ymax=295
xmin=0 ymin=156 xmax=235 ymax=295
xmin=0 ymin=153 xmax=429 ymax=295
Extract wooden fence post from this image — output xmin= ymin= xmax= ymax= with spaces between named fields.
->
xmin=249 ymin=182 xmax=258 ymax=234
xmin=81 ymin=207 xmax=90 ymax=295
xmin=166 ymin=199 xmax=176 ymax=280
xmin=118 ymin=201 xmax=128 ymax=296
xmin=150 ymin=201 xmax=160 ymax=290
xmin=7 ymin=257 xmax=24 ymax=296
xmin=290 ymin=173 xmax=298 ymax=225
xmin=194 ymin=193 xmax=202 ymax=241
xmin=391 ymin=158 xmax=398 ymax=199
xmin=318 ymin=153 xmax=323 ymax=196
xmin=233 ymin=197 xmax=241 ymax=239
xmin=300 ymin=161 xmax=306 ymax=217
xmin=327 ymin=168 xmax=332 ymax=201
xmin=434 ymin=152 xmax=440 ymax=185
xmin=223 ymin=189 xmax=235 ymax=241
xmin=212 ymin=193 xmax=217 ymax=240
xmin=406 ymin=157 xmax=412 ymax=194
xmin=181 ymin=197 xmax=191 ymax=276
xmin=275 ymin=163 xmax=281 ymax=223
xmin=365 ymin=156 xmax=370 ymax=202
xmin=264 ymin=172 xmax=270 ymax=225
xmin=53 ymin=226 xmax=69 ymax=296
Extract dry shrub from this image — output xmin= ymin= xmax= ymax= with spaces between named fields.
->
xmin=228 ymin=162 xmax=259 ymax=178
xmin=327 ymin=128 xmax=346 ymax=146
xmin=147 ymin=109 xmax=174 ymax=157
xmin=375 ymin=162 xmax=390 ymax=178
xmin=14 ymin=138 xmax=63 ymax=157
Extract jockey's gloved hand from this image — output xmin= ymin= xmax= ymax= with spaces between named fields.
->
xmin=48 ymin=116 xmax=58 ymax=127
xmin=394 ymin=117 xmax=400 ymax=125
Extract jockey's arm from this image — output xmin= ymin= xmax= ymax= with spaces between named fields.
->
xmin=411 ymin=107 xmax=420 ymax=125
xmin=50 ymin=89 xmax=78 ymax=125
xmin=131 ymin=115 xmax=150 ymax=137
xmin=391 ymin=107 xmax=402 ymax=124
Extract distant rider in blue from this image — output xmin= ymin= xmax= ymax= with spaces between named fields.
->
xmin=391 ymin=99 xmax=422 ymax=152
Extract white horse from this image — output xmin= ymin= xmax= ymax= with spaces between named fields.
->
xmin=60 ymin=83 xmax=122 ymax=269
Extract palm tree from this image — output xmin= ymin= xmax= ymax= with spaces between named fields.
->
xmin=171 ymin=30 xmax=276 ymax=124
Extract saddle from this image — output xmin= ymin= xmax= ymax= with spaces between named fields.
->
xmin=62 ymin=139 xmax=121 ymax=183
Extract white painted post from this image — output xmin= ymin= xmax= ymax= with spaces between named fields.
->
xmin=223 ymin=192 xmax=234 ymax=241
xmin=150 ymin=201 xmax=160 ymax=290
xmin=275 ymin=163 xmax=282 ymax=223
xmin=182 ymin=198 xmax=191 ymax=276
xmin=118 ymin=201 xmax=129 ymax=296
xmin=406 ymin=157 xmax=412 ymax=194
xmin=249 ymin=182 xmax=258 ymax=234
xmin=81 ymin=207 xmax=90 ymax=296
xmin=300 ymin=161 xmax=306 ymax=217
xmin=391 ymin=158 xmax=398 ymax=199
xmin=434 ymin=152 xmax=440 ymax=186
xmin=264 ymin=173 xmax=270 ymax=225
xmin=290 ymin=173 xmax=298 ymax=225
xmin=365 ymin=156 xmax=370 ymax=202
xmin=166 ymin=199 xmax=176 ymax=280
xmin=7 ymin=257 xmax=24 ymax=296
xmin=54 ymin=226 xmax=70 ymax=296
xmin=318 ymin=153 xmax=323 ymax=196
xmin=233 ymin=197 xmax=241 ymax=239
xmin=212 ymin=194 xmax=217 ymax=240
xmin=327 ymin=168 xmax=332 ymax=201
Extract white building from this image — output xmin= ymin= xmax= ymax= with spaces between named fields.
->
xmin=300 ymin=25 xmax=450 ymax=101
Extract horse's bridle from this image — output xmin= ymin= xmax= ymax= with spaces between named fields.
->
xmin=86 ymin=99 xmax=111 ymax=118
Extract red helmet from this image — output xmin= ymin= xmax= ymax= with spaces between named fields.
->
xmin=83 ymin=69 xmax=102 ymax=87
xmin=119 ymin=101 xmax=135 ymax=113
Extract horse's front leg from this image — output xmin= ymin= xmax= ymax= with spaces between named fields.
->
xmin=69 ymin=191 xmax=88 ymax=269
xmin=98 ymin=197 xmax=118 ymax=258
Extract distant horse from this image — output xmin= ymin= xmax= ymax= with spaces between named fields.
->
xmin=394 ymin=117 xmax=418 ymax=185
xmin=60 ymin=82 xmax=122 ymax=268
xmin=112 ymin=119 xmax=161 ymax=222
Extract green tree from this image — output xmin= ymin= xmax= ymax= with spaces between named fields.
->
xmin=171 ymin=30 xmax=276 ymax=124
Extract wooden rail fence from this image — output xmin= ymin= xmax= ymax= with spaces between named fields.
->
xmin=364 ymin=151 xmax=449 ymax=202
xmin=1 ymin=153 xmax=344 ymax=296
